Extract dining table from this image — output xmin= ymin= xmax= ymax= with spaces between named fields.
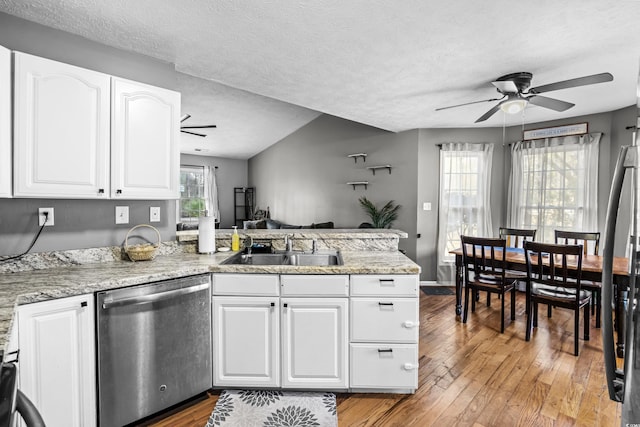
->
xmin=449 ymin=246 xmax=631 ymax=357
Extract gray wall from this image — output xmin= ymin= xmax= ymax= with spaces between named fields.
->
xmin=248 ymin=114 xmax=419 ymax=259
xmin=180 ymin=154 xmax=249 ymax=229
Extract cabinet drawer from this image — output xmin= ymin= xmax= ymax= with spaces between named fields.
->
xmin=351 ymin=298 xmax=419 ymax=343
xmin=350 ymin=343 xmax=418 ymax=390
xmin=212 ymin=274 xmax=279 ymax=296
xmin=350 ymin=275 xmax=418 ymax=297
xmin=281 ymin=275 xmax=349 ymax=296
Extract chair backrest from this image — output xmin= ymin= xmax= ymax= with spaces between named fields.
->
xmin=523 ymin=241 xmax=583 ymax=298
xmin=460 ymin=235 xmax=507 ymax=285
xmin=499 ymin=227 xmax=536 ymax=248
xmin=554 ymin=230 xmax=600 ymax=256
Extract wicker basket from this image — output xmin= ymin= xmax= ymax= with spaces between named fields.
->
xmin=124 ymin=224 xmax=161 ymax=262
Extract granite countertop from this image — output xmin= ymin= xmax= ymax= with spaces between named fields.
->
xmin=0 ymin=249 xmax=420 ymax=353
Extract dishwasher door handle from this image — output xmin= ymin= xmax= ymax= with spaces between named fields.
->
xmin=102 ymin=283 xmax=210 ymax=309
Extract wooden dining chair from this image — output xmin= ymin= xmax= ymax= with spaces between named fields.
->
xmin=499 ymin=227 xmax=537 ymax=248
xmin=523 ymin=241 xmax=591 ymax=356
xmin=461 ymin=235 xmax=517 ymax=333
xmin=555 ymin=230 xmax=602 ymax=328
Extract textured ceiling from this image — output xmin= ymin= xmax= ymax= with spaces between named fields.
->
xmin=2 ymin=1 xmax=640 ymax=158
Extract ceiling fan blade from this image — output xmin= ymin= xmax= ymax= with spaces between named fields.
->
xmin=475 ymin=102 xmax=504 ymax=123
xmin=527 ymin=95 xmax=574 ymax=112
xmin=491 ymin=80 xmax=518 ymax=93
xmin=180 ymin=125 xmax=217 ymax=129
xmin=529 ymin=72 xmax=613 ymax=94
xmin=180 ymin=114 xmax=191 ymax=123
xmin=435 ymin=97 xmax=504 ymax=111
xmin=180 ymin=129 xmax=206 ymax=137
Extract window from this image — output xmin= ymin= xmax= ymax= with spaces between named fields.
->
xmin=177 ymin=165 xmax=219 ymax=226
xmin=507 ymin=134 xmax=600 ymax=242
xmin=437 ymin=143 xmax=493 ymax=282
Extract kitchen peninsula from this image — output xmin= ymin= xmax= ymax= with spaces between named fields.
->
xmin=0 ymin=228 xmax=420 ymax=427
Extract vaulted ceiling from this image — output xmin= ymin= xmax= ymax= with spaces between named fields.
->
xmin=2 ymin=1 xmax=640 ymax=158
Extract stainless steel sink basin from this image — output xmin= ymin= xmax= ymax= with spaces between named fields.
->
xmin=222 ymin=251 xmax=343 ymax=266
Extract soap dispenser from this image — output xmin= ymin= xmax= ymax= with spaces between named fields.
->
xmin=231 ymin=226 xmax=240 ymax=251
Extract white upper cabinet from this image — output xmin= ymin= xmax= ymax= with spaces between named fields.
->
xmin=0 ymin=45 xmax=11 ymax=198
xmin=13 ymin=52 xmax=111 ymax=198
xmin=111 ymin=77 xmax=180 ymax=199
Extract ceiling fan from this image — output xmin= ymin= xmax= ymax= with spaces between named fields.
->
xmin=435 ymin=71 xmax=613 ymax=123
xmin=180 ymin=114 xmax=217 ymax=137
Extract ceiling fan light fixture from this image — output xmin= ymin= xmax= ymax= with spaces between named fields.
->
xmin=500 ymin=98 xmax=527 ymax=114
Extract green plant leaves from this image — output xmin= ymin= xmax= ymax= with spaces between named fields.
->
xmin=358 ymin=197 xmax=400 ymax=228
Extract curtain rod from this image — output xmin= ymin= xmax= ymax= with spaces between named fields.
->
xmin=181 ymin=164 xmax=218 ymax=169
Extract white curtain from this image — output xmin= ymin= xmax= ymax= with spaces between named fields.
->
xmin=437 ymin=142 xmax=494 ymax=283
xmin=204 ymin=166 xmax=220 ymax=221
xmin=507 ymin=133 xmax=600 ymax=242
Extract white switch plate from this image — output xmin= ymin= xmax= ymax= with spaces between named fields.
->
xmin=423 ymin=202 xmax=432 ymax=211
xmin=150 ymin=207 xmax=161 ymax=223
xmin=115 ymin=206 xmax=129 ymax=224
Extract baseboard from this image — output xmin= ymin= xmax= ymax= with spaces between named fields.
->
xmin=420 ymin=281 xmax=453 ymax=287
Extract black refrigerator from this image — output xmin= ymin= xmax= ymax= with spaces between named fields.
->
xmin=602 ymin=116 xmax=640 ymax=425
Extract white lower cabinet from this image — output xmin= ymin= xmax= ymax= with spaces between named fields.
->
xmin=0 ymin=44 xmax=11 ymax=198
xmin=212 ymin=273 xmax=417 ymax=393
xmin=281 ymin=297 xmax=348 ymax=389
xmin=17 ymin=294 xmax=96 ymax=427
xmin=350 ymin=275 xmax=419 ymax=392
xmin=212 ymin=296 xmax=280 ymax=388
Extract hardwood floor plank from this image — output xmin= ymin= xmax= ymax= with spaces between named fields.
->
xmin=140 ymin=291 xmax=621 ymax=427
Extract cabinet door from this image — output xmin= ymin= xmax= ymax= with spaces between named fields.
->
xmin=281 ymin=298 xmax=348 ymax=389
xmin=0 ymin=45 xmax=10 ymax=198
xmin=14 ymin=52 xmax=110 ymax=198
xmin=111 ymin=77 xmax=180 ymax=199
xmin=213 ymin=297 xmax=280 ymax=387
xmin=18 ymin=294 xmax=96 ymax=427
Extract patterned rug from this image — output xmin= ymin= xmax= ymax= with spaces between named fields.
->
xmin=205 ymin=390 xmax=337 ymax=427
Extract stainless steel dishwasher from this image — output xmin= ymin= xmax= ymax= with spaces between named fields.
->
xmin=96 ymin=274 xmax=212 ymax=427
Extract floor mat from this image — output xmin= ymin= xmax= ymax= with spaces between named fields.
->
xmin=206 ymin=389 xmax=337 ymax=427
xmin=421 ymin=286 xmax=455 ymax=295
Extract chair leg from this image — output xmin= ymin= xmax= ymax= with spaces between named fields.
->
xmin=487 ymin=292 xmax=491 ymax=307
xmin=574 ymin=308 xmax=580 ymax=356
xmin=533 ymin=302 xmax=539 ymax=327
xmin=471 ymin=288 xmax=477 ymax=312
xmin=526 ymin=299 xmax=533 ymax=341
xmin=547 ymin=304 xmax=552 ymax=318
xmin=500 ymin=291 xmax=505 ymax=333
xmin=584 ymin=304 xmax=590 ymax=341
xmin=595 ymin=291 xmax=601 ymax=328
xmin=463 ymin=284 xmax=470 ymax=324
xmin=510 ymin=287 xmax=516 ymax=321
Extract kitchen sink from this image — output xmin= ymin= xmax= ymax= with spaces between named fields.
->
xmin=222 ymin=251 xmax=343 ymax=266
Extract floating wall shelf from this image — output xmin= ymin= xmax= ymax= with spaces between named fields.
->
xmin=366 ymin=165 xmax=392 ymax=175
xmin=347 ymin=153 xmax=367 ymax=163
xmin=346 ymin=181 xmax=369 ymax=190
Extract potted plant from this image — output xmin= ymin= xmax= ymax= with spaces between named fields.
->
xmin=358 ymin=197 xmax=401 ymax=228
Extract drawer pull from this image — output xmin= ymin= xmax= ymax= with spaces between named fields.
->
xmin=377 ymin=348 xmax=393 ymax=353
xmin=379 ymin=279 xmax=395 ymax=285
xmin=270 ymin=302 xmax=275 ymax=307
xmin=402 ymin=321 xmax=418 ymax=328
xmin=378 ymin=302 xmax=394 ymax=306
xmin=403 ymin=363 xmax=417 ymax=371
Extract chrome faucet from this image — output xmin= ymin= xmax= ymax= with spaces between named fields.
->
xmin=284 ymin=234 xmax=293 ymax=252
xmin=244 ymin=235 xmax=254 ymax=254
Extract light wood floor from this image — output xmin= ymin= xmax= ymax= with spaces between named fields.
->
xmin=140 ymin=290 xmax=622 ymax=427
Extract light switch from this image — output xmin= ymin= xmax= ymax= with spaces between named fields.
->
xmin=115 ymin=206 xmax=129 ymax=224
xmin=150 ymin=207 xmax=161 ymax=223
xmin=423 ymin=202 xmax=432 ymax=211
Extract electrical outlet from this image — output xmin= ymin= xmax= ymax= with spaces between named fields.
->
xmin=423 ymin=202 xmax=432 ymax=211
xmin=38 ymin=207 xmax=54 ymax=226
xmin=115 ymin=206 xmax=129 ymax=224
xmin=150 ymin=207 xmax=161 ymax=223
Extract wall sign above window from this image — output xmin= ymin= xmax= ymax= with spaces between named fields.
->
xmin=523 ymin=122 xmax=588 ymax=140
